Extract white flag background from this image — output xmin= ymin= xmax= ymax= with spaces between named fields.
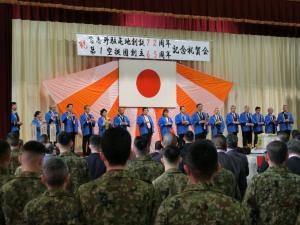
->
xmin=119 ymin=59 xmax=176 ymax=107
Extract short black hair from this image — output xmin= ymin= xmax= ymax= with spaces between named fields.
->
xmin=287 ymin=139 xmax=300 ymax=154
xmin=212 ymin=134 xmax=227 ymax=150
xmin=267 ymin=141 xmax=288 ymax=165
xmin=101 ymin=127 xmax=131 ymax=166
xmin=163 ymin=146 xmax=180 ymax=164
xmin=154 ymin=141 xmax=162 ymax=151
xmin=162 ymin=108 xmax=169 ymax=115
xmin=255 ymin=106 xmax=261 ymax=111
xmin=11 ymin=102 xmax=16 ymax=106
xmin=57 ymin=132 xmax=72 ymax=146
xmin=142 ymin=107 xmax=148 ymax=111
xmin=39 ymin=134 xmax=49 ymax=145
xmin=0 ymin=140 xmax=11 ymax=161
xmin=184 ymin=131 xmax=194 ymax=142
xmin=34 ymin=111 xmax=41 ymax=118
xmin=226 ymin=134 xmax=238 ymax=148
xmin=100 ymin=108 xmax=107 ymax=116
xmin=134 ymin=136 xmax=148 ymax=153
xmin=22 ymin=141 xmax=45 ymax=155
xmin=6 ymin=133 xmax=19 ymax=147
xmin=179 ymin=106 xmax=185 ymax=110
xmin=196 ymin=103 xmax=203 ymax=108
xmin=89 ymin=135 xmax=101 ymax=150
xmin=66 ymin=103 xmax=73 ymax=108
xmin=43 ymin=157 xmax=69 ymax=187
xmin=185 ymin=140 xmax=218 ymax=180
xmin=277 ymin=131 xmax=290 ymax=143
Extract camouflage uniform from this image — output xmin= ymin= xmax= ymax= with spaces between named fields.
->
xmin=0 ymin=168 xmax=13 ymax=187
xmin=77 ymin=169 xmax=160 ymax=225
xmin=0 ymin=168 xmax=13 ymax=225
xmin=0 ymin=171 xmax=45 ymax=225
xmin=213 ymin=167 xmax=241 ymax=200
xmin=243 ymin=166 xmax=300 ymax=225
xmin=155 ymin=182 xmax=250 ymax=225
xmin=152 ymin=168 xmax=188 ymax=201
xmin=24 ymin=189 xmax=83 ymax=225
xmin=58 ymin=152 xmax=88 ymax=192
xmin=128 ymin=155 xmax=164 ymax=183
xmin=9 ymin=149 xmax=20 ymax=175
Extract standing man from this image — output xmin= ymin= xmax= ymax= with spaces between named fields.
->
xmin=243 ymin=141 xmax=300 ymax=225
xmin=137 ymin=108 xmax=155 ymax=145
xmin=278 ymin=104 xmax=294 ymax=139
xmin=31 ymin=111 xmax=44 ymax=141
xmin=265 ymin=107 xmax=277 ymax=134
xmin=61 ymin=104 xmax=78 ymax=150
xmin=113 ymin=107 xmax=130 ymax=130
xmin=24 ymin=158 xmax=84 ymax=225
xmin=175 ymin=106 xmax=191 ymax=147
xmin=158 ymin=108 xmax=173 ymax=139
xmin=0 ymin=141 xmax=46 ymax=225
xmin=239 ymin=105 xmax=254 ymax=147
xmin=11 ymin=102 xmax=22 ymax=138
xmin=80 ymin=105 xmax=96 ymax=156
xmin=191 ymin=103 xmax=209 ymax=140
xmin=226 ymin=105 xmax=240 ymax=136
xmin=78 ymin=127 xmax=159 ymax=225
xmin=155 ymin=140 xmax=249 ymax=225
xmin=45 ymin=105 xmax=61 ymax=139
xmin=252 ymin=106 xmax=265 ymax=147
xmin=209 ymin=107 xmax=225 ymax=137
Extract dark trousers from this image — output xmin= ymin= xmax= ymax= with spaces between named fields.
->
xmin=195 ymin=133 xmax=207 ymax=140
xmin=68 ymin=132 xmax=76 ymax=152
xmin=142 ymin=132 xmax=153 ymax=146
xmin=82 ymin=134 xmax=92 ymax=156
xmin=254 ymin=131 xmax=263 ymax=146
xmin=242 ymin=131 xmax=252 ymax=147
xmin=178 ymin=134 xmax=185 ymax=149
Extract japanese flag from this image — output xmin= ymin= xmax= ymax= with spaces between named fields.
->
xmin=119 ymin=59 xmax=176 ymax=107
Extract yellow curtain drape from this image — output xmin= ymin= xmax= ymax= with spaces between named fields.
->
xmin=12 ymin=19 xmax=300 ymax=147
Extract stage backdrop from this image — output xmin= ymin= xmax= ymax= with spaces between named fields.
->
xmin=12 ymin=20 xmax=300 ymax=148
xmin=43 ymin=61 xmax=232 ymax=143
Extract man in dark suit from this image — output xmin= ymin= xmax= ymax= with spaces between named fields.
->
xmin=286 ymin=139 xmax=300 ymax=176
xmin=212 ymin=135 xmax=241 ymax=183
xmin=179 ymin=131 xmax=194 ymax=173
xmin=226 ymin=134 xmax=249 ymax=196
xmin=86 ymin=135 xmax=106 ymax=180
xmin=150 ymin=141 xmax=163 ymax=163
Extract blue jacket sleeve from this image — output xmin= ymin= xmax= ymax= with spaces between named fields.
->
xmin=175 ymin=115 xmax=182 ymax=125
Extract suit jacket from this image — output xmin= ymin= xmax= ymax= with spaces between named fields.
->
xmin=226 ymin=148 xmax=249 ymax=196
xmin=87 ymin=153 xmax=106 ymax=180
xmin=217 ymin=150 xmax=245 ymax=196
xmin=150 ymin=151 xmax=162 ymax=164
xmin=179 ymin=143 xmax=193 ymax=173
xmin=286 ymin=156 xmax=300 ymax=176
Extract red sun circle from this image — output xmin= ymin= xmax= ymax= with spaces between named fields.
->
xmin=136 ymin=69 xmax=161 ymax=98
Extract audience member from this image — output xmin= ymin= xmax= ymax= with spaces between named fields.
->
xmin=86 ymin=135 xmax=106 ymax=180
xmin=153 ymin=146 xmax=188 ymax=201
xmin=286 ymin=139 xmax=300 ymax=176
xmin=0 ymin=141 xmax=46 ymax=225
xmin=243 ymin=141 xmax=300 ymax=225
xmin=150 ymin=140 xmax=163 ymax=163
xmin=6 ymin=133 xmax=21 ymax=174
xmin=0 ymin=140 xmax=12 ymax=187
xmin=57 ymin=132 xmax=88 ymax=192
xmin=155 ymin=140 xmax=249 ymax=225
xmin=128 ymin=136 xmax=164 ymax=183
xmin=78 ymin=127 xmax=159 ymax=225
xmin=24 ymin=157 xmax=83 ymax=225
